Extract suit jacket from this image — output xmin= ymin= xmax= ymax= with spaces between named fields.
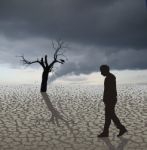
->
xmin=103 ymin=73 xmax=117 ymax=104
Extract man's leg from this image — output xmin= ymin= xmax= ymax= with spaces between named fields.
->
xmin=103 ymin=105 xmax=112 ymax=133
xmin=111 ymin=105 xmax=127 ymax=136
xmin=111 ymin=107 xmax=124 ymax=129
xmin=98 ymin=104 xmax=111 ymax=137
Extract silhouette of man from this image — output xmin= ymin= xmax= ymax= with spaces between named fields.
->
xmin=98 ymin=65 xmax=127 ymax=137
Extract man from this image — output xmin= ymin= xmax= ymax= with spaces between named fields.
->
xmin=98 ymin=65 xmax=127 ymax=137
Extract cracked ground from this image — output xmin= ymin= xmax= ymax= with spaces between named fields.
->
xmin=0 ymin=84 xmax=147 ymax=150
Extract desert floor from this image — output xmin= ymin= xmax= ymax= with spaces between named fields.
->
xmin=0 ymin=84 xmax=147 ymax=150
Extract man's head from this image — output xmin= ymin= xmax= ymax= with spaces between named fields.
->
xmin=100 ymin=65 xmax=110 ymax=76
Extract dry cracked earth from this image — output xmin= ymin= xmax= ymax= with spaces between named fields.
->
xmin=0 ymin=84 xmax=147 ymax=150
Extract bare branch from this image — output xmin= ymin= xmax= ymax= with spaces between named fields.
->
xmin=40 ymin=57 xmax=45 ymax=69
xmin=56 ymin=52 xmax=68 ymax=61
xmin=53 ymin=40 xmax=65 ymax=60
xmin=52 ymin=40 xmax=67 ymax=64
xmin=18 ymin=55 xmax=40 ymax=65
xmin=18 ymin=55 xmax=46 ymax=69
xmin=45 ymin=55 xmax=48 ymax=67
xmin=18 ymin=39 xmax=67 ymax=72
xmin=45 ymin=40 xmax=66 ymax=71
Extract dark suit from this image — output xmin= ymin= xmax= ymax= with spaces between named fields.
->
xmin=103 ymin=73 xmax=124 ymax=132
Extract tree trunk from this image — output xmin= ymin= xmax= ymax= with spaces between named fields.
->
xmin=41 ymin=70 xmax=49 ymax=92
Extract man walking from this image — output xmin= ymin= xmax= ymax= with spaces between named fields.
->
xmin=98 ymin=65 xmax=127 ymax=137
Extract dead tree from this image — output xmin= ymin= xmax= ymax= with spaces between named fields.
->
xmin=19 ymin=40 xmax=66 ymax=92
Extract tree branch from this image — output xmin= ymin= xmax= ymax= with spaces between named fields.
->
xmin=40 ymin=57 xmax=45 ymax=69
xmin=18 ymin=39 xmax=67 ymax=72
xmin=19 ymin=55 xmax=39 ymax=64
xmin=19 ymin=55 xmax=45 ymax=69
xmin=45 ymin=55 xmax=48 ymax=67
xmin=53 ymin=40 xmax=64 ymax=60
xmin=53 ymin=40 xmax=66 ymax=63
xmin=46 ymin=40 xmax=66 ymax=71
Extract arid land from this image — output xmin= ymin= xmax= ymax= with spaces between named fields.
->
xmin=0 ymin=84 xmax=147 ymax=150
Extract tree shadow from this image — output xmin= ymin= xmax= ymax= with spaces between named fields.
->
xmin=41 ymin=92 xmax=74 ymax=132
xmin=101 ymin=137 xmax=129 ymax=150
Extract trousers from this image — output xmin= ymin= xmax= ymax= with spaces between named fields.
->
xmin=103 ymin=101 xmax=124 ymax=132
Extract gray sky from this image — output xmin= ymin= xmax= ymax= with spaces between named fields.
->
xmin=0 ymin=0 xmax=147 ymax=81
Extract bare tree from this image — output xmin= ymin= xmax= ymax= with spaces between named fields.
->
xmin=19 ymin=40 xmax=66 ymax=92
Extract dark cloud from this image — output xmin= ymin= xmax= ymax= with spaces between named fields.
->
xmin=0 ymin=0 xmax=147 ymax=78
xmin=0 ymin=0 xmax=147 ymax=48
xmin=55 ymin=47 xmax=147 ymax=77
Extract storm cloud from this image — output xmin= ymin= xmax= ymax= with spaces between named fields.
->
xmin=0 ymin=0 xmax=147 ymax=77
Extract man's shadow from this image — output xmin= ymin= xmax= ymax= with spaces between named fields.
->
xmin=41 ymin=92 xmax=74 ymax=132
xmin=101 ymin=137 xmax=129 ymax=150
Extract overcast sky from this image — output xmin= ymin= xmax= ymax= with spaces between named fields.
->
xmin=0 ymin=0 xmax=147 ymax=84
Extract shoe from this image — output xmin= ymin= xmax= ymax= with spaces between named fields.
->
xmin=98 ymin=132 xmax=109 ymax=138
xmin=117 ymin=128 xmax=127 ymax=137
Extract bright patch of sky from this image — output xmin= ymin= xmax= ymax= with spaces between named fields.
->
xmin=1 ymin=64 xmax=147 ymax=85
